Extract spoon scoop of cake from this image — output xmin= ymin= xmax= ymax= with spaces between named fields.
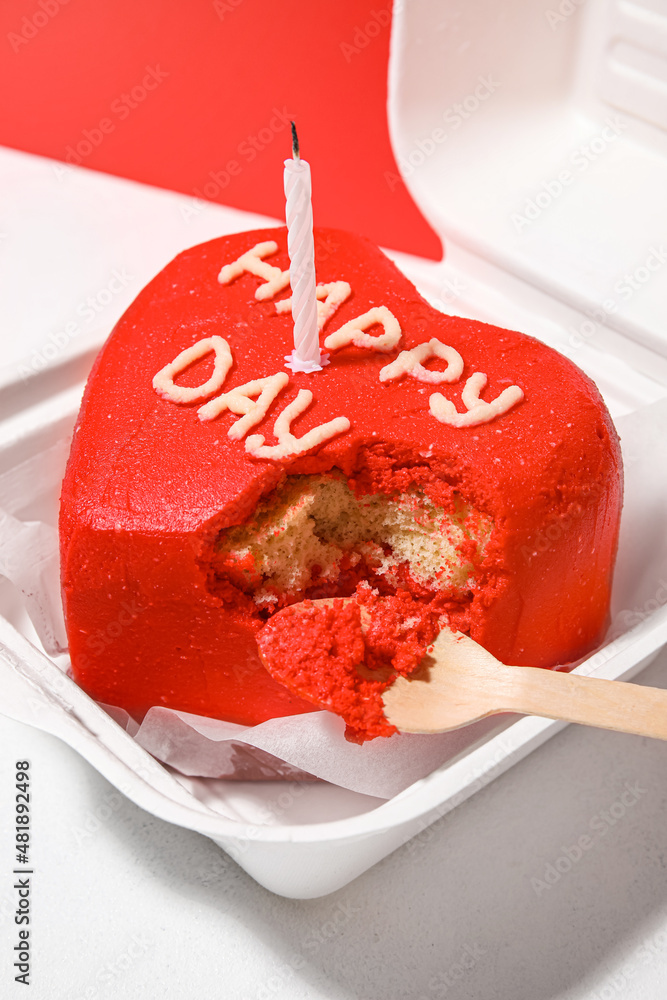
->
xmin=258 ymin=598 xmax=667 ymax=742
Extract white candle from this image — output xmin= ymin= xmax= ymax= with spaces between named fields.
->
xmin=284 ymin=123 xmax=328 ymax=373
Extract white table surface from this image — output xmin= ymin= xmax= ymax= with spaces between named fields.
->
xmin=2 ymin=145 xmax=667 ymax=1000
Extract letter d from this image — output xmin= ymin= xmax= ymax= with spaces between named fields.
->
xmin=20 ymin=16 xmax=39 ymax=38
xmin=353 ymin=26 xmax=370 ymax=48
xmin=544 ymin=862 xmax=561 ymax=885
xmin=524 ymin=199 xmax=541 ymax=220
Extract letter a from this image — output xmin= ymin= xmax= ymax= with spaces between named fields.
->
xmin=198 ymin=372 xmax=289 ymax=438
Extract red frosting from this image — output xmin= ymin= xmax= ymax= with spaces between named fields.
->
xmin=59 ymin=227 xmax=623 ymax=727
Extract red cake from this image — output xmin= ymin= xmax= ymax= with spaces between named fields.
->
xmin=59 ymin=227 xmax=623 ymax=733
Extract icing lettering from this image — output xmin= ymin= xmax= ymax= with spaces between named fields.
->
xmin=153 ymin=244 xmax=526 ymax=459
xmin=324 ymin=306 xmax=401 ymax=353
xmin=198 ymin=372 xmax=289 ymax=438
xmin=218 ymin=241 xmax=290 ymax=301
xmin=245 ymin=389 xmax=350 ymax=461
xmin=379 ymin=338 xmax=464 ymax=384
xmin=153 ymin=336 xmax=232 ymax=404
xmin=429 ymin=372 xmax=524 ymax=428
xmin=275 ymin=281 xmax=352 ymax=331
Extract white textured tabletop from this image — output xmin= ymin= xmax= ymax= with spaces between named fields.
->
xmin=2 ymin=146 xmax=667 ymax=1000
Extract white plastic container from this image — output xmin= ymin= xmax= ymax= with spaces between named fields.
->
xmin=1 ymin=0 xmax=667 ymax=898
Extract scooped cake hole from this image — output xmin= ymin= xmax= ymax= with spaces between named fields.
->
xmin=212 ymin=473 xmax=493 ymax=611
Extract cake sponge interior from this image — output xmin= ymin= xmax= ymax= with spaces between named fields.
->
xmin=213 ymin=472 xmax=493 ymax=612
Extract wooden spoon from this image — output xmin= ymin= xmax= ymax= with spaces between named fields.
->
xmin=383 ymin=624 xmax=667 ymax=739
xmin=260 ymin=598 xmax=667 ymax=740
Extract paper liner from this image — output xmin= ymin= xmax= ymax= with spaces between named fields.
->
xmin=102 ymin=702 xmax=515 ymax=798
xmin=2 ymin=400 xmax=666 ymax=799
xmin=0 ymin=507 xmax=67 ymax=655
xmin=0 ymin=437 xmax=70 ymax=655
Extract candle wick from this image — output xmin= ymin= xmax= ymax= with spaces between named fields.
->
xmin=290 ymin=121 xmax=300 ymax=161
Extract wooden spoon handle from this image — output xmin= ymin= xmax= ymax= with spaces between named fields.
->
xmin=504 ymin=666 xmax=667 ymax=740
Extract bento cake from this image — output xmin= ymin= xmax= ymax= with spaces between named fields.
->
xmin=59 ymin=227 xmax=622 ymax=728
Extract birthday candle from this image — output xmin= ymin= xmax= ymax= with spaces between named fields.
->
xmin=284 ymin=123 xmax=328 ymax=372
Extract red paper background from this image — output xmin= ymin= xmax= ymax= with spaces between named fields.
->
xmin=0 ymin=0 xmax=442 ymax=259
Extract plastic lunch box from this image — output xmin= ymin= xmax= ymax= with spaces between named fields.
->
xmin=1 ymin=0 xmax=667 ymax=898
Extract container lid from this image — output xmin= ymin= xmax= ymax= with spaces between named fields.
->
xmin=388 ymin=0 xmax=667 ymax=370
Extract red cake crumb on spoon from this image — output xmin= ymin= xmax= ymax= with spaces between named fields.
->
xmin=257 ymin=589 xmax=445 ymax=743
xmin=259 ymin=595 xmax=667 ymax=746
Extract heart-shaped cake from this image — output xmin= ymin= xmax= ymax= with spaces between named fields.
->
xmin=59 ymin=227 xmax=622 ymax=729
